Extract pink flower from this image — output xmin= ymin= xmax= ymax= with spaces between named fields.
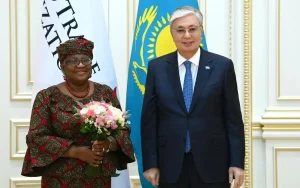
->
xmin=86 ymin=109 xmax=96 ymax=118
xmin=106 ymin=109 xmax=113 ymax=116
xmin=86 ymin=101 xmax=101 ymax=107
xmin=96 ymin=115 xmax=104 ymax=122
xmin=105 ymin=115 xmax=116 ymax=128
xmin=105 ymin=123 xmax=111 ymax=129
xmin=75 ymin=101 xmax=128 ymax=142
xmin=95 ymin=116 xmax=105 ymax=127
xmin=111 ymin=124 xmax=118 ymax=130
xmin=100 ymin=102 xmax=109 ymax=109
xmin=107 ymin=115 xmax=115 ymax=121
xmin=112 ymin=120 xmax=118 ymax=127
xmin=94 ymin=122 xmax=100 ymax=128
xmin=94 ymin=101 xmax=101 ymax=106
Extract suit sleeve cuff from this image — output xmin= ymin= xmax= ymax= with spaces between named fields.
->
xmin=142 ymin=154 xmax=158 ymax=172
xmin=230 ymin=155 xmax=245 ymax=169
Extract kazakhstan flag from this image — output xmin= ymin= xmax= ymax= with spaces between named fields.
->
xmin=126 ymin=1 xmax=208 ymax=187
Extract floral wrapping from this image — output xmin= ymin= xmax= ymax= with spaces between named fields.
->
xmin=21 ymin=83 xmax=135 ymax=188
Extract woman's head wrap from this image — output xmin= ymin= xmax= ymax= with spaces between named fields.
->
xmin=57 ymin=37 xmax=94 ymax=63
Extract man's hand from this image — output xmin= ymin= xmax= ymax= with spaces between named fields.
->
xmin=143 ymin=168 xmax=160 ymax=187
xmin=229 ymin=167 xmax=244 ymax=188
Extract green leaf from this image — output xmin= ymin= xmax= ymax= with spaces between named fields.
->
xmin=85 ymin=164 xmax=103 ymax=177
xmin=72 ymin=106 xmax=79 ymax=114
xmin=111 ymin=173 xmax=120 ymax=177
xmin=80 ymin=127 xmax=88 ymax=133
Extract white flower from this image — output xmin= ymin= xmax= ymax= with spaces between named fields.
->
xmin=89 ymin=120 xmax=94 ymax=124
xmin=88 ymin=105 xmax=96 ymax=111
xmin=94 ymin=106 xmax=106 ymax=115
xmin=108 ymin=106 xmax=122 ymax=117
xmin=117 ymin=117 xmax=125 ymax=124
xmin=80 ymin=108 xmax=88 ymax=115
xmin=84 ymin=119 xmax=89 ymax=123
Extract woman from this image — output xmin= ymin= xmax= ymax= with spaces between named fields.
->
xmin=21 ymin=37 xmax=135 ymax=188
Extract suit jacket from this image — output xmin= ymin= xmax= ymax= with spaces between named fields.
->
xmin=141 ymin=48 xmax=245 ymax=184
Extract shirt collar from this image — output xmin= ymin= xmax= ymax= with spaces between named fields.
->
xmin=177 ymin=47 xmax=201 ymax=67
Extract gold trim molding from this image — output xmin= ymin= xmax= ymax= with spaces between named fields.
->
xmin=252 ymin=123 xmax=263 ymax=131
xmin=277 ymin=96 xmax=300 ymax=101
xmin=262 ymin=115 xmax=300 ymax=119
xmin=277 ymin=0 xmax=300 ymax=101
xmin=27 ymin=0 xmax=33 ymax=85
xmin=10 ymin=119 xmax=30 ymax=160
xmin=274 ymin=147 xmax=300 ymax=188
xmin=244 ymin=0 xmax=252 ymax=187
xmin=10 ymin=177 xmax=41 ymax=188
xmin=10 ymin=0 xmax=32 ymax=101
xmin=266 ymin=108 xmax=300 ymax=112
xmin=277 ymin=0 xmax=282 ymax=100
xmin=198 ymin=0 xmax=207 ymax=35
xmin=252 ymin=123 xmax=300 ymax=131
xmin=264 ymin=124 xmax=300 ymax=131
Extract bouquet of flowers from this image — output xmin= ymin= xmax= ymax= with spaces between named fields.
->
xmin=74 ymin=101 xmax=130 ymax=177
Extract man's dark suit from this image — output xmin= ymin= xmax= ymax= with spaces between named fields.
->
xmin=141 ymin=48 xmax=245 ymax=185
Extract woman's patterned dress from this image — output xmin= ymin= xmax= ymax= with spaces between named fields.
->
xmin=21 ymin=83 xmax=135 ymax=188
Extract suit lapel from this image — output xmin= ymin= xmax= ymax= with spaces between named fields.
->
xmin=189 ymin=49 xmax=213 ymax=113
xmin=166 ymin=52 xmax=188 ymax=114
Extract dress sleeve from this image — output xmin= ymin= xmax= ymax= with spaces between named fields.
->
xmin=106 ymin=86 xmax=135 ymax=170
xmin=21 ymin=90 xmax=74 ymax=177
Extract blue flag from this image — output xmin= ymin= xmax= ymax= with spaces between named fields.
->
xmin=126 ymin=1 xmax=207 ymax=187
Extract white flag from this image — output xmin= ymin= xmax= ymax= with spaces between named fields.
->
xmin=32 ymin=0 xmax=130 ymax=187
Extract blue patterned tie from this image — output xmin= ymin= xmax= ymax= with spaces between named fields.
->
xmin=183 ymin=61 xmax=193 ymax=152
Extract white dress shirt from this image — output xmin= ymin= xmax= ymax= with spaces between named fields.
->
xmin=177 ymin=48 xmax=201 ymax=91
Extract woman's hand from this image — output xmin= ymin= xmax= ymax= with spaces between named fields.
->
xmin=68 ymin=146 xmax=103 ymax=167
xmin=92 ymin=140 xmax=109 ymax=154
xmin=92 ymin=137 xmax=119 ymax=153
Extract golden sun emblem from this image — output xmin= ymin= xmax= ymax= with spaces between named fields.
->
xmin=147 ymin=14 xmax=176 ymax=59
xmin=132 ymin=6 xmax=176 ymax=95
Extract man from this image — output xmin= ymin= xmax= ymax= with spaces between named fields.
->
xmin=141 ymin=6 xmax=245 ymax=188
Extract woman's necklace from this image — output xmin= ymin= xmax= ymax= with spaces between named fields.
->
xmin=65 ymin=78 xmax=90 ymax=99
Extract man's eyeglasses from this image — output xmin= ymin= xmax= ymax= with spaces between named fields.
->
xmin=64 ymin=58 xmax=92 ymax=66
xmin=171 ymin=26 xmax=202 ymax=36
